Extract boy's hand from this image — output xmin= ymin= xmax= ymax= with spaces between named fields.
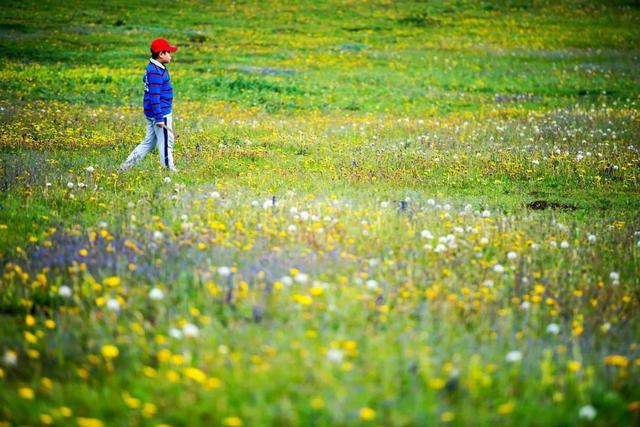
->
xmin=156 ymin=122 xmax=166 ymax=128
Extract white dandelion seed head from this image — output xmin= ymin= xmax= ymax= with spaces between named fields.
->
xmin=217 ymin=266 xmax=231 ymax=277
xmin=163 ymin=176 xmax=171 ymax=184
xmin=326 ymin=348 xmax=344 ymax=364
xmin=483 ymin=279 xmax=494 ymax=288
xmin=58 ymin=286 xmax=72 ymax=298
xmin=579 ymin=405 xmax=596 ymax=420
xmin=546 ymin=323 xmax=560 ymax=335
xmin=366 ymin=279 xmax=379 ymax=290
xmin=280 ymin=276 xmax=293 ymax=286
xmin=153 ymin=231 xmax=164 ymax=242
xmin=183 ymin=323 xmax=199 ymax=338
xmin=420 ymin=230 xmax=433 ymax=239
xmin=482 ymin=210 xmax=491 ymax=218
xmin=67 ymin=182 xmax=74 ymax=189
xmin=493 ymin=264 xmax=505 ymax=274
xmin=505 ymin=351 xmax=523 ymax=363
xmin=3 ymin=350 xmax=18 ymax=367
xmin=560 ymin=241 xmax=570 ymax=249
xmin=149 ymin=288 xmax=164 ymax=301
xmin=294 ymin=273 xmax=309 ymax=284
xmin=106 ymin=298 xmax=120 ymax=312
xmin=86 ymin=166 xmax=94 ymax=173
xmin=210 ymin=191 xmax=221 ymax=199
xmin=507 ymin=251 xmax=518 ymax=260
xmin=169 ymin=327 xmax=183 ymax=339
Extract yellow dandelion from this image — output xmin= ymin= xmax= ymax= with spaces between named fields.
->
xmin=19 ymin=387 xmax=34 ymax=399
xmin=183 ymin=367 xmax=207 ymax=383
xmin=358 ymin=407 xmax=376 ymax=421
xmin=498 ymin=402 xmax=514 ymax=414
xmin=77 ymin=417 xmax=104 ymax=427
xmin=440 ymin=411 xmax=455 ymax=422
xmin=429 ymin=378 xmax=446 ymax=390
xmin=103 ymin=276 xmax=121 ymax=287
xmin=100 ymin=345 xmax=119 ymax=359
xmin=604 ymin=355 xmax=629 ymax=368
xmin=223 ymin=417 xmax=243 ymax=427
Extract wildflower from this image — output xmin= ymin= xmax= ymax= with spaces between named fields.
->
xmin=498 ymin=402 xmax=514 ymax=414
xmin=101 ymin=345 xmax=119 ymax=359
xmin=482 ymin=210 xmax=491 ymax=218
xmin=560 ymin=241 xmax=570 ymax=249
xmin=493 ymin=264 xmax=505 ymax=273
xmin=18 ymin=387 xmax=35 ymax=400
xmin=579 ymin=405 xmax=596 ymax=420
xmin=507 ymin=251 xmax=517 ymax=260
xmin=217 ymin=266 xmax=231 ymax=277
xmin=86 ymin=166 xmax=94 ymax=173
xmin=3 ymin=350 xmax=17 ymax=366
xmin=183 ymin=323 xmax=199 ymax=338
xmin=163 ymin=176 xmax=171 ymax=184
xmin=294 ymin=273 xmax=309 ymax=284
xmin=106 ymin=298 xmax=120 ymax=312
xmin=326 ymin=349 xmax=344 ymax=364
xmin=440 ymin=412 xmax=455 ymax=422
xmin=262 ymin=199 xmax=274 ymax=209
xmin=609 ymin=271 xmax=619 ymax=281
xmin=169 ymin=328 xmax=183 ymax=339
xmin=366 ymin=279 xmax=378 ymax=290
xmin=288 ymin=224 xmax=297 ymax=233
xmin=603 ymin=355 xmax=629 ymax=368
xmin=420 ymin=230 xmax=433 ymax=239
xmin=67 ymin=182 xmax=74 ymax=189
xmin=153 ymin=231 xmax=163 ymax=242
xmin=505 ymin=351 xmax=522 ymax=363
xmin=183 ymin=367 xmax=207 ymax=383
xmin=359 ymin=407 xmax=376 ymax=421
xmin=210 ymin=191 xmax=221 ymax=199
xmin=546 ymin=323 xmax=560 ymax=335
xmin=223 ymin=417 xmax=243 ymax=427
xmin=587 ymin=234 xmax=596 ymax=243
xmin=149 ymin=288 xmax=164 ymax=300
xmin=380 ymin=201 xmax=389 ymax=208
xmin=103 ymin=276 xmax=121 ymax=287
xmin=483 ymin=279 xmax=494 ymax=288
xmin=59 ymin=286 xmax=72 ymax=298
xmin=77 ymin=418 xmax=104 ymax=427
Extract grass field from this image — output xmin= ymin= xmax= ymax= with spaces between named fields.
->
xmin=1 ymin=0 xmax=640 ymax=426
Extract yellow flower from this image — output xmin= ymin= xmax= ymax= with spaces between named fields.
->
xmin=19 ymin=387 xmax=34 ymax=399
xmin=358 ymin=407 xmax=376 ymax=421
xmin=292 ymin=294 xmax=312 ymax=306
xmin=604 ymin=355 xmax=629 ymax=368
xmin=183 ymin=367 xmax=207 ymax=383
xmin=103 ymin=276 xmax=121 ymax=287
xmin=40 ymin=414 xmax=53 ymax=425
xmin=440 ymin=411 xmax=455 ymax=422
xmin=60 ymin=407 xmax=73 ymax=417
xmin=429 ymin=378 xmax=445 ymax=390
xmin=101 ymin=345 xmax=119 ymax=359
xmin=310 ymin=397 xmax=325 ymax=409
xmin=223 ymin=417 xmax=243 ymax=427
xmin=25 ymin=314 xmax=36 ymax=327
xmin=498 ymin=402 xmax=514 ymax=414
xmin=568 ymin=361 xmax=581 ymax=372
xmin=77 ymin=417 xmax=104 ymax=427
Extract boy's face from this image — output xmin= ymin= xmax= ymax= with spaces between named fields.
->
xmin=158 ymin=51 xmax=172 ymax=64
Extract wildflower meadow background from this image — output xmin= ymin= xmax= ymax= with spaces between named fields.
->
xmin=1 ymin=0 xmax=639 ymax=426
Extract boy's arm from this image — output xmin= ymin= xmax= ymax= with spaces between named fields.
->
xmin=147 ymin=71 xmax=165 ymax=125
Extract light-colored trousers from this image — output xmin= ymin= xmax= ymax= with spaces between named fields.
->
xmin=121 ymin=114 xmax=175 ymax=169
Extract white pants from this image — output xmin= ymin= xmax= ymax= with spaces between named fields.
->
xmin=121 ymin=114 xmax=175 ymax=169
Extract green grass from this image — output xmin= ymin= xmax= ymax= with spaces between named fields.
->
xmin=1 ymin=1 xmax=640 ymax=426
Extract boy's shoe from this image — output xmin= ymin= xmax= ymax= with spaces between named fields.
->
xmin=169 ymin=167 xmax=179 ymax=173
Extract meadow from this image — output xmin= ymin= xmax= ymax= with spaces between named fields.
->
xmin=1 ymin=0 xmax=640 ymax=426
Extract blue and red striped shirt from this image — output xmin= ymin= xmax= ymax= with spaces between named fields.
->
xmin=143 ymin=58 xmax=173 ymax=123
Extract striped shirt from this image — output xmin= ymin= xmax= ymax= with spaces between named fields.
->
xmin=143 ymin=58 xmax=173 ymax=123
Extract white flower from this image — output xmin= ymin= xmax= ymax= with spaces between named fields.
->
xmin=560 ymin=241 xmax=570 ymax=249
xmin=366 ymin=279 xmax=378 ymax=290
xmin=86 ymin=165 xmax=94 ymax=173
xmin=3 ymin=350 xmax=18 ymax=367
xmin=546 ymin=323 xmax=560 ymax=335
xmin=251 ymin=200 xmax=259 ymax=207
xmin=169 ymin=328 xmax=183 ymax=339
xmin=99 ymin=221 xmax=108 ymax=228
xmin=183 ymin=323 xmax=199 ymax=338
xmin=464 ymin=204 xmax=472 ymax=211
xmin=58 ymin=286 xmax=72 ymax=298
xmin=149 ymin=288 xmax=164 ymax=300
xmin=263 ymin=199 xmax=274 ymax=209
xmin=482 ymin=210 xmax=491 ymax=218
xmin=427 ymin=198 xmax=436 ymax=206
xmin=163 ymin=176 xmax=171 ymax=184
xmin=420 ymin=230 xmax=433 ymax=239
xmin=434 ymin=244 xmax=446 ymax=253
xmin=289 ymin=207 xmax=298 ymax=214
xmin=507 ymin=251 xmax=517 ymax=260
xmin=521 ymin=301 xmax=531 ymax=310
xmin=579 ymin=405 xmax=597 ymax=420
xmin=369 ymin=258 xmax=380 ymax=267
xmin=493 ymin=264 xmax=505 ymax=274
xmin=46 ymin=182 xmax=52 ymax=187
xmin=294 ymin=273 xmax=309 ymax=284
xmin=67 ymin=182 xmax=74 ymax=189
xmin=326 ymin=348 xmax=344 ymax=364
xmin=380 ymin=201 xmax=389 ymax=208
xmin=300 ymin=211 xmax=310 ymax=221
xmin=106 ymin=298 xmax=120 ymax=312
xmin=280 ymin=276 xmax=293 ymax=286
xmin=610 ymin=271 xmax=619 ymax=281
xmin=287 ymin=225 xmax=297 ymax=233
xmin=480 ymin=237 xmax=489 ymax=245
xmin=210 ymin=191 xmax=221 ymax=199
xmin=153 ymin=231 xmax=163 ymax=242
xmin=217 ymin=266 xmax=231 ymax=277
xmin=587 ymin=234 xmax=597 ymax=243
xmin=78 ymin=182 xmax=86 ymax=189
xmin=483 ymin=279 xmax=494 ymax=288
xmin=505 ymin=350 xmax=522 ymax=363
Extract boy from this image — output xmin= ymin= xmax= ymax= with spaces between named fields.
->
xmin=120 ymin=38 xmax=178 ymax=172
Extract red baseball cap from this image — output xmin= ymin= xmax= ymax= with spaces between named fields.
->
xmin=150 ymin=38 xmax=178 ymax=53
